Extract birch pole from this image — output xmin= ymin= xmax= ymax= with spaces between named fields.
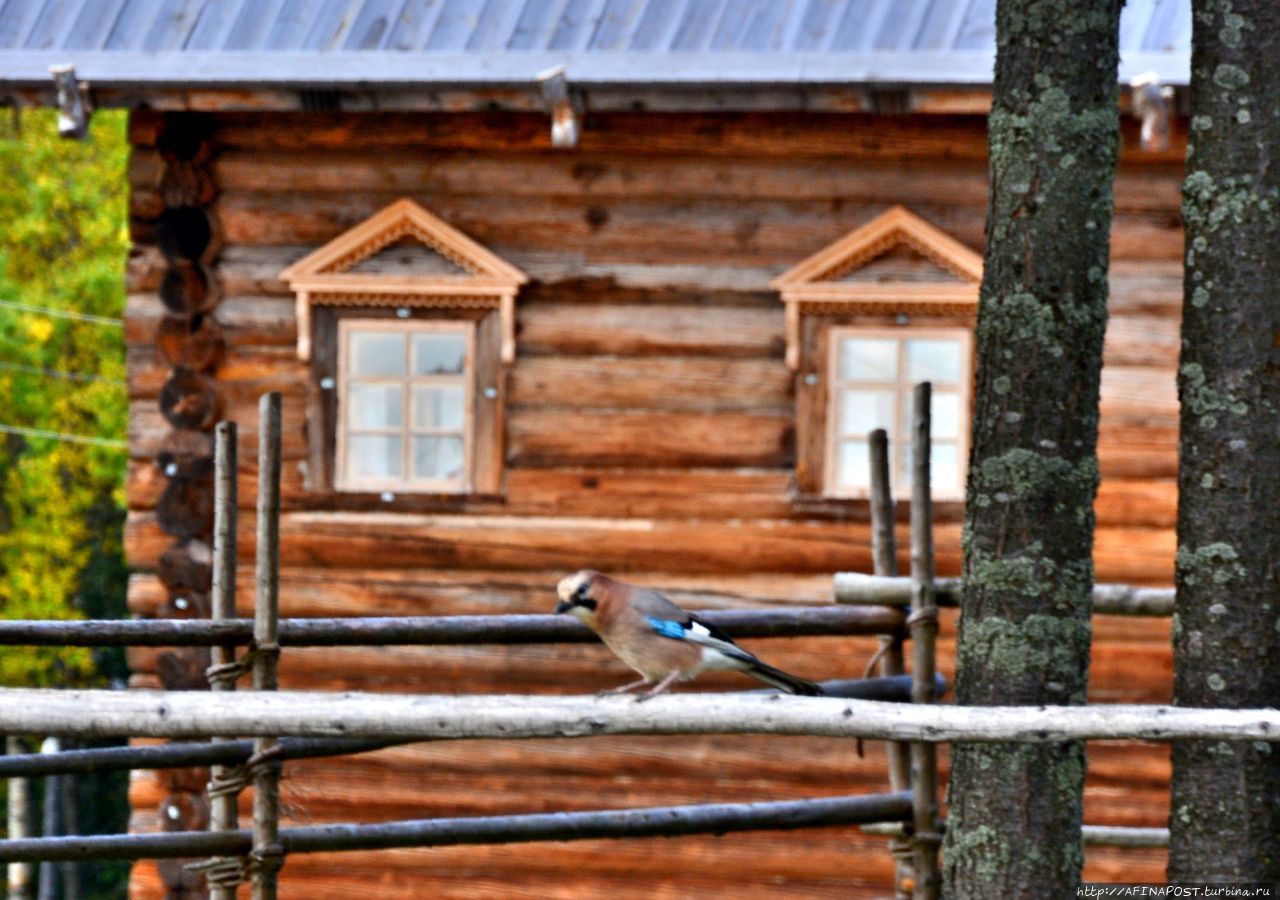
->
xmin=867 ymin=428 xmax=912 ymax=899
xmin=252 ymin=394 xmax=283 ymax=898
xmin=207 ymin=421 xmax=240 ymax=898
xmin=908 ymin=384 xmax=940 ymax=900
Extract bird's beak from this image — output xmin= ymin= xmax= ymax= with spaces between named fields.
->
xmin=553 ymin=599 xmax=572 ymax=614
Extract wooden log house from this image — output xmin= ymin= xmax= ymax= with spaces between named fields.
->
xmin=0 ymin=1 xmax=1191 ymax=895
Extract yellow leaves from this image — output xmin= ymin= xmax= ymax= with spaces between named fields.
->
xmin=25 ymin=315 xmax=53 ymax=342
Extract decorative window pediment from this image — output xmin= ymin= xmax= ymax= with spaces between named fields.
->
xmin=281 ymin=198 xmax=528 ymax=363
xmin=771 ymin=205 xmax=982 ymax=370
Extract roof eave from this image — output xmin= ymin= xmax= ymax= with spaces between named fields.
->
xmin=0 ymin=50 xmax=1190 ymax=91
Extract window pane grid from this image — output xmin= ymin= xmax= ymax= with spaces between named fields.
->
xmin=338 ymin=322 xmax=472 ymax=492
xmin=827 ymin=328 xmax=970 ymax=499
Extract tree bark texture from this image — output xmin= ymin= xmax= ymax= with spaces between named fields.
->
xmin=1169 ymin=0 xmax=1280 ymax=882
xmin=943 ymin=1 xmax=1121 ymax=897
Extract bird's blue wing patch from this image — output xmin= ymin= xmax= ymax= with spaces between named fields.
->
xmin=645 ymin=615 xmax=688 ymax=640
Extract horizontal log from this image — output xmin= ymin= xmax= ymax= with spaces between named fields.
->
xmin=1094 ymin=478 xmax=1177 ymax=528
xmin=127 ymin=568 xmax=839 ymax=620
xmin=125 ymin=509 xmax=1172 ymax=582
xmin=211 ymin=189 xmax=1180 ymax=264
xmin=0 ymin=791 xmax=912 ymax=863
xmin=197 ymin=149 xmax=1180 ymax=215
xmin=129 ymin=392 xmax=307 ymax=461
xmin=834 ymin=574 xmax=1175 ymax=616
xmin=125 ymin=242 xmax=1182 ymax=311
xmin=519 ymin=301 xmax=783 ymax=357
xmin=1102 ymin=315 xmax=1181 ymax=367
xmin=128 ymin=459 xmax=1173 ymax=529
xmin=510 ymin=356 xmax=790 ymax=412
xmin=129 ymin=344 xmax=302 ymax=402
xmin=1099 ymin=365 xmax=1178 ymax=419
xmin=120 ymin=727 xmax=1166 ymax=823
xmin=2 ymin=689 xmax=1277 ymax=743
xmin=0 ymin=606 xmax=903 ymax=647
xmin=124 ymin=511 xmax=888 ymax=575
xmin=507 ymin=409 xmax=793 ymax=468
xmin=210 ymin=111 xmax=996 ymax=159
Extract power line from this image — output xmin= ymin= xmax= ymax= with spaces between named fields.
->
xmin=0 ymin=423 xmax=126 ymax=450
xmin=0 ymin=360 xmax=125 ymax=386
xmin=0 ymin=299 xmax=124 ymax=327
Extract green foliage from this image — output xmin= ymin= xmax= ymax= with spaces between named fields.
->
xmin=0 ymin=108 xmax=129 ymax=687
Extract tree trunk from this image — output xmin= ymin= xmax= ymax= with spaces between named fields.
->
xmin=942 ymin=1 xmax=1121 ymax=896
xmin=1169 ymin=0 xmax=1280 ymax=881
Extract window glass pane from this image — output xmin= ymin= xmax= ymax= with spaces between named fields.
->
xmin=899 ymin=443 xmax=962 ymax=495
xmin=906 ymin=338 xmax=962 ymax=384
xmin=933 ymin=443 xmax=961 ymax=495
xmin=413 ymin=436 xmax=465 ymax=480
xmin=347 ymin=435 xmax=402 ymax=479
xmin=347 ymin=384 xmax=402 ymax=429
xmin=413 ymin=333 xmax=467 ymax=375
xmin=931 ymin=393 xmax=961 ymax=439
xmin=838 ymin=338 xmax=898 ymax=382
xmin=906 ymin=391 xmax=962 ymax=440
xmin=836 ymin=440 xmax=871 ymax=491
xmin=349 ymin=331 xmax=405 ymax=376
xmin=413 ymin=386 xmax=465 ymax=431
xmin=838 ymin=389 xmax=896 ymax=439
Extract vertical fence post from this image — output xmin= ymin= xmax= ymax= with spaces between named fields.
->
xmin=252 ymin=394 xmax=283 ymax=898
xmin=6 ymin=736 xmax=33 ymax=900
xmin=36 ymin=739 xmax=60 ymax=900
xmin=207 ymin=421 xmax=241 ymax=898
xmin=868 ymin=428 xmax=913 ymax=899
xmin=909 ymin=383 xmax=941 ymax=900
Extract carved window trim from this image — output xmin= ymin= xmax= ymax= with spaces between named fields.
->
xmin=281 ymin=199 xmax=525 ymax=498
xmin=772 ymin=206 xmax=982 ymax=500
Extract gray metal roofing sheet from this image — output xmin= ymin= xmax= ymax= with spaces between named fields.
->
xmin=0 ymin=0 xmax=1193 ymax=86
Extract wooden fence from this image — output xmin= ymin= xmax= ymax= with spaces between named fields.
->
xmin=1 ymin=388 xmax=1271 ymax=900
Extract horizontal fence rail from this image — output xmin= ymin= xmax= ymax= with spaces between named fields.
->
xmin=0 ymin=675 xmax=948 ymax=780
xmin=862 ymin=822 xmax=1171 ymax=849
xmin=0 ymin=606 xmax=904 ymax=648
xmin=835 ymin=574 xmax=1175 ymax=617
xmin=1 ymin=690 xmax=1276 ymax=744
xmin=0 ymin=792 xmax=913 ymax=864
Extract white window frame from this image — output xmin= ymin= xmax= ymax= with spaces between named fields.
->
xmin=825 ymin=325 xmax=971 ymax=500
xmin=335 ymin=318 xmax=475 ymax=494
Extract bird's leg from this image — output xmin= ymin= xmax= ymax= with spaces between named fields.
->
xmin=598 ymin=677 xmax=651 ymax=697
xmin=635 ymin=671 xmax=681 ymax=703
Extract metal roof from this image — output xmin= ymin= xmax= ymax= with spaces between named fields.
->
xmin=0 ymin=0 xmax=1191 ymax=88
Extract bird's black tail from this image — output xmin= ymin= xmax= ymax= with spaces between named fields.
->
xmin=746 ymin=660 xmax=824 ymax=696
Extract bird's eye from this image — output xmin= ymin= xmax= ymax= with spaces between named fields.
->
xmin=574 ymin=583 xmax=590 ymax=602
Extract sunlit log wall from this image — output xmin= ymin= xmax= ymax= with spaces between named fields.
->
xmin=124 ymin=108 xmax=1184 ymax=897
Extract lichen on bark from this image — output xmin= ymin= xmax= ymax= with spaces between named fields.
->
xmin=942 ymin=2 xmax=1122 ymax=897
xmin=1169 ymin=0 xmax=1280 ymax=883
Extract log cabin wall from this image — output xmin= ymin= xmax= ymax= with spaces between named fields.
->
xmin=123 ymin=109 xmax=1182 ymax=897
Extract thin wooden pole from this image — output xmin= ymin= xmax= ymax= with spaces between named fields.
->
xmin=0 ymin=606 xmax=906 ymax=648
xmin=0 ymin=792 xmax=913 ymax=864
xmin=208 ymin=421 xmax=240 ymax=899
xmin=908 ymin=382 xmax=940 ymax=900
xmin=835 ymin=575 xmax=1174 ymax=617
xmin=6 ymin=736 xmax=33 ymax=900
xmin=252 ymin=394 xmax=283 ymax=898
xmin=868 ymin=428 xmax=913 ymax=899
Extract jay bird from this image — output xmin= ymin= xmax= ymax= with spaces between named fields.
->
xmin=554 ymin=570 xmax=823 ymax=700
